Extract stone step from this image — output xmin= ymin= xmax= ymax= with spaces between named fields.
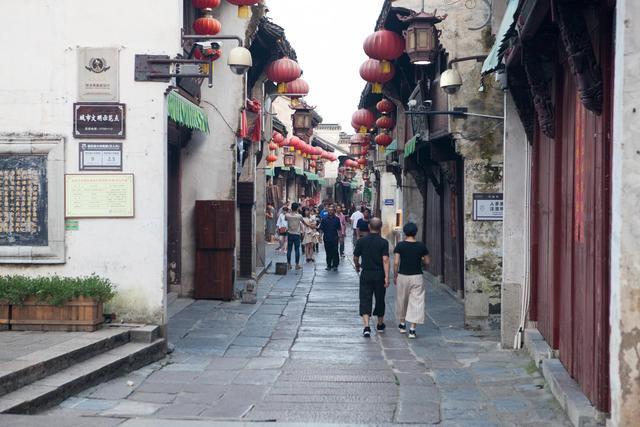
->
xmin=0 ymin=338 xmax=166 ymax=414
xmin=0 ymin=327 xmax=132 ymax=398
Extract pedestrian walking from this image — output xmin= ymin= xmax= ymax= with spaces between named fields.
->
xmin=353 ymin=217 xmax=390 ymax=337
xmin=265 ymin=203 xmax=276 ymax=243
xmin=349 ymin=206 xmax=365 ymax=242
xmin=319 ymin=205 xmax=342 ymax=271
xmin=336 ymin=205 xmax=347 ymax=257
xmin=276 ymin=206 xmax=289 ymax=252
xmin=285 ymin=203 xmax=303 ymax=270
xmin=356 ymin=208 xmax=371 ymax=240
xmin=301 ymin=207 xmax=317 ymax=263
xmin=393 ymin=222 xmax=430 ymax=339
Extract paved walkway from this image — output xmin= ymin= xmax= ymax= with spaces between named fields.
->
xmin=27 ymin=239 xmax=570 ymax=426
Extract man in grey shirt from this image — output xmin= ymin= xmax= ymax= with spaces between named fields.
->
xmin=285 ymin=203 xmax=303 ymax=270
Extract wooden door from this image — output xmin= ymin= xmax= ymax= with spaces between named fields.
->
xmin=167 ymin=143 xmax=181 ymax=291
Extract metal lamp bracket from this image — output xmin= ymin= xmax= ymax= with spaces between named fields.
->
xmin=134 ymin=54 xmax=214 ymax=88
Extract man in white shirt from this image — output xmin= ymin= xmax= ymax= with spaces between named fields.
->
xmin=350 ymin=206 xmax=365 ymax=241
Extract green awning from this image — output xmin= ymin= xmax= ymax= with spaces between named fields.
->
xmin=385 ymin=139 xmax=398 ymax=156
xmin=304 ymin=172 xmax=319 ymax=181
xmin=350 ymin=182 xmax=358 ymax=189
xmin=265 ymin=168 xmax=275 ymax=177
xmin=279 ymin=166 xmax=291 ymax=171
xmin=318 ymin=179 xmax=326 ymax=186
xmin=404 ymin=134 xmax=420 ymax=158
xmin=482 ymin=0 xmax=519 ymax=75
xmin=167 ymin=90 xmax=210 ymax=134
xmin=294 ymin=167 xmax=304 ymax=176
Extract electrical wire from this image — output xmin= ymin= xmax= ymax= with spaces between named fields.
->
xmin=200 ymin=100 xmax=236 ymax=134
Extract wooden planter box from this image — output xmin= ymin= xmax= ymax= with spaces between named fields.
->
xmin=10 ymin=296 xmax=103 ymax=332
xmin=0 ymin=301 xmax=9 ymax=331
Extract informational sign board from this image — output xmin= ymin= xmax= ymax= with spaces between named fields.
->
xmin=65 ymin=174 xmax=134 ymax=218
xmin=384 ymin=199 xmax=395 ymax=206
xmin=472 ymin=193 xmax=504 ymax=221
xmin=78 ymin=47 xmax=119 ymax=102
xmin=79 ymin=143 xmax=123 ymax=171
xmin=74 ymin=103 xmax=125 ymax=138
xmin=65 ymin=220 xmax=79 ymax=231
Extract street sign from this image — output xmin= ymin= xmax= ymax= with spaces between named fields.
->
xmin=73 ymin=103 xmax=125 ymax=139
xmin=384 ymin=199 xmax=395 ymax=206
xmin=473 ymin=193 xmax=504 ymax=221
xmin=79 ymin=143 xmax=123 ymax=171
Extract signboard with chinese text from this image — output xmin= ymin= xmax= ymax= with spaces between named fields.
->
xmin=78 ymin=48 xmax=119 ymax=101
xmin=74 ymin=103 xmax=125 ymax=138
xmin=472 ymin=193 xmax=504 ymax=221
xmin=384 ymin=199 xmax=394 ymax=206
xmin=0 ymin=155 xmax=48 ymax=246
xmin=65 ymin=174 xmax=134 ymax=218
xmin=79 ymin=143 xmax=123 ymax=171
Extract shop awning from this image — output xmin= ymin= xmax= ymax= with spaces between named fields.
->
xmin=404 ymin=134 xmax=420 ymax=158
xmin=167 ymin=90 xmax=210 ymax=134
xmin=294 ymin=167 xmax=304 ymax=176
xmin=279 ymin=166 xmax=291 ymax=171
xmin=318 ymin=178 xmax=326 ymax=186
xmin=350 ymin=182 xmax=358 ymax=189
xmin=385 ymin=139 xmax=398 ymax=156
xmin=482 ymin=0 xmax=519 ymax=75
xmin=305 ymin=171 xmax=319 ymax=181
xmin=265 ymin=168 xmax=275 ymax=177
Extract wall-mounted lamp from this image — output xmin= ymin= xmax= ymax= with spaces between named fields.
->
xmin=398 ymin=8 xmax=447 ymax=66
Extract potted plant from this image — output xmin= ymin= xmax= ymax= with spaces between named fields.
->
xmin=0 ymin=275 xmax=115 ymax=332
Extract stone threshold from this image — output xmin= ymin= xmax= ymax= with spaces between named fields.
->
xmin=523 ymin=328 xmax=608 ymax=427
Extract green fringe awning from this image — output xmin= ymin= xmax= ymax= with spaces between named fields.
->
xmin=318 ymin=179 xmax=326 ymax=186
xmin=266 ymin=168 xmax=275 ymax=177
xmin=404 ymin=134 xmax=420 ymax=158
xmin=167 ymin=90 xmax=210 ymax=134
xmin=305 ymin=172 xmax=319 ymax=181
xmin=294 ymin=167 xmax=304 ymax=176
xmin=385 ymin=139 xmax=398 ymax=156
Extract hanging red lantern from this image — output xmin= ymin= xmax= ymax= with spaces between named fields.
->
xmin=193 ymin=9 xmax=222 ymax=35
xmin=363 ymin=29 xmax=405 ymax=73
xmin=286 ymin=78 xmax=309 ymax=98
xmin=193 ymin=0 xmax=220 ymax=8
xmin=291 ymin=136 xmax=304 ymax=153
xmin=310 ymin=160 xmax=317 ymax=168
xmin=375 ymin=133 xmax=393 ymax=147
xmin=360 ymin=59 xmax=395 ymax=94
xmin=376 ymin=116 xmax=395 ymax=130
xmin=266 ymin=154 xmax=277 ymax=163
xmin=268 ymin=141 xmax=278 ymax=151
xmin=266 ymin=57 xmax=302 ymax=93
xmin=377 ymin=99 xmax=395 ymax=114
xmin=226 ymin=0 xmax=257 ymax=18
xmin=351 ymin=109 xmax=376 ymax=134
xmin=272 ymin=131 xmax=285 ymax=146
xmin=358 ymin=157 xmax=368 ymax=166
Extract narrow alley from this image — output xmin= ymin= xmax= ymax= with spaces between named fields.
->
xmin=3 ymin=243 xmax=571 ymax=426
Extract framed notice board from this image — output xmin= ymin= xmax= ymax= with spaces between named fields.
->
xmin=65 ymin=174 xmax=134 ymax=218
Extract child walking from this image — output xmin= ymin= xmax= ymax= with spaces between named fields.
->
xmin=393 ymin=222 xmax=430 ymax=339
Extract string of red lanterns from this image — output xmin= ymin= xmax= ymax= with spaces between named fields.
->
xmin=266 ymin=57 xmax=302 ymax=94
xmin=359 ymin=59 xmax=395 ymax=94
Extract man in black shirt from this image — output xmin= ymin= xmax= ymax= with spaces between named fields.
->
xmin=353 ymin=217 xmax=390 ymax=337
xmin=319 ymin=206 xmax=342 ymax=271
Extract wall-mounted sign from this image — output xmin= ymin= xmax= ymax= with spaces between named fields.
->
xmin=74 ymin=103 xmax=125 ymax=138
xmin=65 ymin=174 xmax=134 ymax=218
xmin=473 ymin=193 xmax=504 ymax=221
xmin=79 ymin=143 xmax=123 ymax=171
xmin=384 ymin=199 xmax=395 ymax=206
xmin=78 ymin=47 xmax=119 ymax=102
xmin=65 ymin=220 xmax=79 ymax=231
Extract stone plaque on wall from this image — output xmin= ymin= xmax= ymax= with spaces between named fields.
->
xmin=0 ymin=155 xmax=48 ymax=246
xmin=78 ymin=48 xmax=119 ymax=102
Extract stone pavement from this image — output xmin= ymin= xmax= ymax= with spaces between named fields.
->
xmin=22 ymin=238 xmax=571 ymax=426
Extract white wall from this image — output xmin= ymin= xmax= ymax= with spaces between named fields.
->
xmin=0 ymin=0 xmax=182 ymax=323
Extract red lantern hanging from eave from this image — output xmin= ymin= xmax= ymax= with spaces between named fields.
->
xmin=286 ymin=78 xmax=310 ymax=98
xmin=376 ymin=116 xmax=395 ymax=130
xmin=226 ymin=0 xmax=257 ymax=18
xmin=266 ymin=57 xmax=302 ymax=94
xmin=357 ymin=157 xmax=368 ymax=166
xmin=268 ymin=141 xmax=278 ymax=151
xmin=272 ymin=131 xmax=285 ymax=146
xmin=377 ymin=99 xmax=395 ymax=115
xmin=193 ymin=0 xmax=220 ymax=8
xmin=266 ymin=154 xmax=278 ymax=163
xmin=352 ymin=109 xmax=376 ymax=134
xmin=363 ymin=29 xmax=405 ymax=73
xmin=360 ymin=59 xmax=395 ymax=94
xmin=375 ymin=133 xmax=393 ymax=147
xmin=193 ymin=9 xmax=222 ymax=35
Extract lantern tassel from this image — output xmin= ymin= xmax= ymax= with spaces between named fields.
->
xmin=381 ymin=60 xmax=391 ymax=73
xmin=372 ymin=83 xmax=383 ymax=94
xmin=238 ymin=5 xmax=250 ymax=19
xmin=277 ymin=82 xmax=287 ymax=93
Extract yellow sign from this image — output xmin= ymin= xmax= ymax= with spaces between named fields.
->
xmin=65 ymin=174 xmax=134 ymax=218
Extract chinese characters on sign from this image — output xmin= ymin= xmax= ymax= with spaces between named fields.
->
xmin=472 ymin=193 xmax=504 ymax=221
xmin=79 ymin=143 xmax=123 ymax=171
xmin=65 ymin=174 xmax=134 ymax=218
xmin=74 ymin=103 xmax=125 ymax=138
xmin=78 ymin=48 xmax=119 ymax=102
xmin=0 ymin=155 xmax=48 ymax=246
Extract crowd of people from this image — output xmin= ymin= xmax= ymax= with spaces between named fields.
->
xmin=266 ymin=200 xmax=431 ymax=339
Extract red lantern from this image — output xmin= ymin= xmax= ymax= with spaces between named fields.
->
xmin=360 ymin=59 xmax=395 ymax=94
xmin=351 ymin=109 xmax=376 ymax=134
xmin=377 ymin=99 xmax=395 ymax=114
xmin=272 ymin=131 xmax=285 ymax=146
xmin=375 ymin=133 xmax=393 ymax=147
xmin=310 ymin=160 xmax=317 ymax=168
xmin=266 ymin=57 xmax=302 ymax=93
xmin=266 ymin=154 xmax=277 ymax=163
xmin=193 ymin=0 xmax=220 ymax=8
xmin=193 ymin=9 xmax=221 ymax=35
xmin=286 ymin=78 xmax=309 ymax=98
xmin=358 ymin=157 xmax=368 ymax=166
xmin=226 ymin=0 xmax=257 ymax=18
xmin=363 ymin=30 xmax=405 ymax=73
xmin=376 ymin=116 xmax=395 ymax=130
xmin=268 ymin=141 xmax=278 ymax=151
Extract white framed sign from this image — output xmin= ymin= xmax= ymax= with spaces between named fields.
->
xmin=78 ymin=48 xmax=119 ymax=102
xmin=473 ymin=193 xmax=504 ymax=221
